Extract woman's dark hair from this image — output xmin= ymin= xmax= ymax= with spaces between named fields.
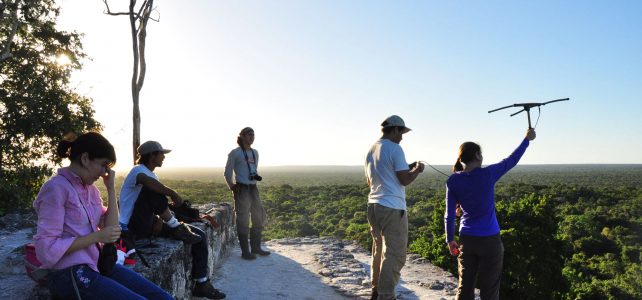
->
xmin=237 ymin=129 xmax=253 ymax=148
xmin=453 ymin=142 xmax=481 ymax=172
xmin=56 ymin=132 xmax=116 ymax=167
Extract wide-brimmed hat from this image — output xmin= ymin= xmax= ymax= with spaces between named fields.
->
xmin=381 ymin=115 xmax=411 ymax=134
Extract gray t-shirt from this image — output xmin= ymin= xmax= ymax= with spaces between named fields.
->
xmin=224 ymin=147 xmax=259 ymax=188
xmin=365 ymin=139 xmax=409 ymax=210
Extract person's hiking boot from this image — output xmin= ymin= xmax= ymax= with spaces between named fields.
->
xmin=170 ymin=223 xmax=201 ymax=244
xmin=250 ymin=229 xmax=271 ymax=256
xmin=238 ymin=233 xmax=256 ymax=260
xmin=193 ymin=280 xmax=226 ymax=299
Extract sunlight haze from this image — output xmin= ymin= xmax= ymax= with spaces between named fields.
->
xmin=55 ymin=0 xmax=642 ymax=171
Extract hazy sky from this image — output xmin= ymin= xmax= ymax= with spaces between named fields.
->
xmin=56 ymin=0 xmax=642 ymax=170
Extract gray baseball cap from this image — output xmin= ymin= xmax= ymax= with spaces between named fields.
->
xmin=137 ymin=141 xmax=172 ymax=155
xmin=381 ymin=115 xmax=411 ymax=134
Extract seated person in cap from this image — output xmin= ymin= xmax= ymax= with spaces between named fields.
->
xmin=119 ymin=140 xmax=225 ymax=299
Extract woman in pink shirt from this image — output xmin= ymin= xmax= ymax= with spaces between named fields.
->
xmin=33 ymin=132 xmax=172 ymax=299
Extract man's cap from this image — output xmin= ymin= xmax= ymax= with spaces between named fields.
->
xmin=381 ymin=115 xmax=411 ymax=134
xmin=137 ymin=141 xmax=171 ymax=155
xmin=239 ymin=127 xmax=254 ymax=135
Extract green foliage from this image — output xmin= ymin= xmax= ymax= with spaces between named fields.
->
xmin=143 ymin=167 xmax=641 ymax=299
xmin=1 ymin=0 xmax=100 ymax=212
xmin=554 ymin=188 xmax=642 ymax=300
xmin=496 ymin=194 xmax=564 ymax=299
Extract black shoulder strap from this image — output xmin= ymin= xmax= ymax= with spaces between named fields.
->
xmin=242 ymin=148 xmax=255 ymax=175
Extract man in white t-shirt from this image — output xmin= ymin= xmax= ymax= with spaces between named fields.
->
xmin=119 ymin=141 xmax=225 ymax=299
xmin=365 ymin=115 xmax=424 ymax=300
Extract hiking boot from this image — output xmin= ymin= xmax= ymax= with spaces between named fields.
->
xmin=193 ymin=280 xmax=226 ymax=299
xmin=170 ymin=223 xmax=202 ymax=244
xmin=250 ymin=230 xmax=271 ymax=256
xmin=238 ymin=233 xmax=256 ymax=260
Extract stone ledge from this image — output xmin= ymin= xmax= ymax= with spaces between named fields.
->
xmin=0 ymin=202 xmax=236 ymax=300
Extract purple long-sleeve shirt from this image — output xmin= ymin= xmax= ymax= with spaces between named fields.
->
xmin=33 ymin=168 xmax=106 ymax=271
xmin=445 ymin=138 xmax=530 ymax=242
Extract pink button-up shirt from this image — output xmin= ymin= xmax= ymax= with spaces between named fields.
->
xmin=33 ymin=168 xmax=106 ymax=272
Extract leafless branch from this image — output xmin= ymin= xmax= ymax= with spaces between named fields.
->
xmin=102 ymin=0 xmax=159 ymax=23
xmin=103 ymin=0 xmax=138 ymax=17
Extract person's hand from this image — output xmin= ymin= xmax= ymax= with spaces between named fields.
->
xmin=101 ymin=167 xmax=115 ymax=190
xmin=409 ymin=161 xmax=424 ymax=172
xmin=526 ymin=128 xmax=536 ymax=141
xmin=97 ymin=225 xmax=121 ymax=243
xmin=448 ymin=241 xmax=460 ymax=256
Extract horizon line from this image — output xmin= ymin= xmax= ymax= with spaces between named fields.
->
xmin=152 ymin=163 xmax=642 ymax=169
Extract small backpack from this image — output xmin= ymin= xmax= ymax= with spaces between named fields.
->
xmin=24 ymin=243 xmax=49 ymax=285
xmin=169 ymin=201 xmax=220 ymax=228
xmin=115 ymin=232 xmax=138 ymax=266
xmin=169 ymin=200 xmax=200 ymax=223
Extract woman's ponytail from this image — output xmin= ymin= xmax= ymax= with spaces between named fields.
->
xmin=55 ymin=132 xmax=116 ymax=165
xmin=453 ymin=158 xmax=463 ymax=172
xmin=453 ymin=141 xmax=481 ymax=172
xmin=56 ymin=133 xmax=77 ymax=158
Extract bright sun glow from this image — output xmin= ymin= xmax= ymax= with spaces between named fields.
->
xmin=55 ymin=54 xmax=71 ymax=66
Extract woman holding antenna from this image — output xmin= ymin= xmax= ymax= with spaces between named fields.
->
xmin=444 ymin=128 xmax=536 ymax=300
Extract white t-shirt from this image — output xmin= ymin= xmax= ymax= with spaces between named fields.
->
xmin=119 ymin=164 xmax=158 ymax=225
xmin=365 ymin=139 xmax=409 ymax=210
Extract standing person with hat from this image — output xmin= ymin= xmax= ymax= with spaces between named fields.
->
xmin=224 ymin=127 xmax=270 ymax=260
xmin=120 ymin=141 xmax=226 ymax=299
xmin=365 ymin=115 xmax=425 ymax=300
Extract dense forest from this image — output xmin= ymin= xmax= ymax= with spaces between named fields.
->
xmin=50 ymin=165 xmax=642 ymax=299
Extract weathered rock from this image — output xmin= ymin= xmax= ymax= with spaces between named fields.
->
xmin=269 ymin=236 xmax=479 ymax=300
xmin=0 ymin=211 xmax=37 ymax=231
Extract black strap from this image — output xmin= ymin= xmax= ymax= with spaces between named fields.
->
xmin=242 ymin=148 xmax=257 ymax=176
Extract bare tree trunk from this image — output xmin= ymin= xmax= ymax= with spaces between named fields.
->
xmin=128 ymin=0 xmax=140 ymax=161
xmin=104 ymin=0 xmax=156 ymax=162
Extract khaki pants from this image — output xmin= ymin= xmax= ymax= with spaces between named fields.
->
xmin=367 ymin=203 xmax=408 ymax=300
xmin=233 ymin=184 xmax=267 ymax=235
xmin=456 ymin=234 xmax=504 ymax=300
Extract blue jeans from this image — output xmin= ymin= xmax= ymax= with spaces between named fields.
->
xmin=186 ymin=224 xmax=209 ymax=279
xmin=48 ymin=264 xmax=173 ymax=300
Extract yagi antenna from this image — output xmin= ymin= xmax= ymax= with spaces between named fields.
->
xmin=488 ymin=98 xmax=569 ymax=129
